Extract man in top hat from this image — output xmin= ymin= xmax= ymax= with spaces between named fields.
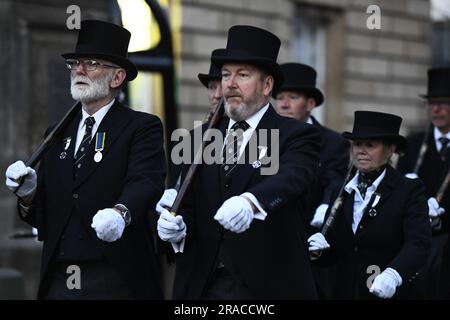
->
xmin=397 ymin=67 xmax=450 ymax=298
xmin=4 ymin=20 xmax=165 ymax=299
xmin=273 ymin=62 xmax=350 ymax=299
xmin=273 ymin=63 xmax=350 ymax=229
xmin=198 ymin=49 xmax=223 ymax=116
xmin=157 ymin=25 xmax=320 ymax=299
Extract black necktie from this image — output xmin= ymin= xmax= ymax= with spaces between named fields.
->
xmin=74 ymin=116 xmax=95 ymax=177
xmin=357 ymin=166 xmax=385 ymax=199
xmin=222 ymin=121 xmax=250 ymax=175
xmin=439 ymin=137 xmax=449 ymax=161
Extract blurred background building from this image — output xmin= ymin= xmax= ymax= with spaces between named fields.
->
xmin=0 ymin=0 xmax=449 ymax=299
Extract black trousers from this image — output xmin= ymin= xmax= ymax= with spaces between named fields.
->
xmin=43 ymin=260 xmax=133 ymax=300
xmin=201 ymin=267 xmax=253 ymax=300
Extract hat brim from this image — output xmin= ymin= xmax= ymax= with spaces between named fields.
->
xmin=419 ymin=92 xmax=450 ymax=99
xmin=342 ymin=132 xmax=407 ymax=152
xmin=62 ymin=52 xmax=137 ymax=81
xmin=272 ymin=86 xmax=324 ymax=106
xmin=198 ymin=73 xmax=221 ymax=88
xmin=211 ymin=54 xmax=283 ymax=90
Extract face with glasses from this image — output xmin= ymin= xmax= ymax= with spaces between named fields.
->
xmin=67 ymin=58 xmax=125 ymax=106
xmin=426 ymin=97 xmax=450 ymax=133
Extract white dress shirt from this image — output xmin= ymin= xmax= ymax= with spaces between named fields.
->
xmin=74 ymin=99 xmax=115 ymax=155
xmin=345 ymin=168 xmax=386 ymax=234
xmin=225 ymin=103 xmax=270 ymax=220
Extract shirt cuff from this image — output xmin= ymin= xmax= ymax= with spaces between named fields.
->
xmin=241 ymin=192 xmax=267 ymax=220
xmin=171 ymin=238 xmax=185 ymax=253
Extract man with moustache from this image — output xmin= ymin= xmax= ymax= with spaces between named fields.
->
xmin=4 ymin=20 xmax=165 ymax=299
xmin=157 ymin=25 xmax=320 ymax=299
xmin=397 ymin=67 xmax=450 ymax=298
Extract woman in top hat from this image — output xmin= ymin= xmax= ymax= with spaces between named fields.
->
xmin=308 ymin=111 xmax=431 ymax=299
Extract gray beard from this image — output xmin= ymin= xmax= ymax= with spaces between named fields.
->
xmin=70 ymin=72 xmax=113 ymax=104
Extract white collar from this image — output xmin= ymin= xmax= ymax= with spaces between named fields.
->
xmin=227 ymin=103 xmax=270 ymax=130
xmin=345 ymin=168 xmax=387 ymax=194
xmin=80 ymin=99 xmax=115 ymax=127
xmin=434 ymin=126 xmax=450 ymax=142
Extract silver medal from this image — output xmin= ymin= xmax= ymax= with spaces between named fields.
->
xmin=94 ymin=151 xmax=103 ymax=163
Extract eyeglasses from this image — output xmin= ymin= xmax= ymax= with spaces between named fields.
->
xmin=65 ymin=59 xmax=120 ymax=71
xmin=425 ymin=100 xmax=450 ymax=109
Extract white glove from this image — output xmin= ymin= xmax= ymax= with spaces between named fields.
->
xmin=428 ymin=197 xmax=445 ymax=218
xmin=307 ymin=232 xmax=330 ymax=252
xmin=5 ymin=160 xmax=37 ymax=202
xmin=310 ymin=204 xmax=329 ymax=228
xmin=369 ymin=267 xmax=402 ymax=299
xmin=91 ymin=208 xmax=125 ymax=242
xmin=156 ymin=188 xmax=177 ymax=215
xmin=214 ymin=196 xmax=254 ymax=233
xmin=157 ymin=209 xmax=186 ymax=243
xmin=405 ymin=173 xmax=419 ymax=179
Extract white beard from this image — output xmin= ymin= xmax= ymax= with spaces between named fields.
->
xmin=70 ymin=72 xmax=113 ymax=104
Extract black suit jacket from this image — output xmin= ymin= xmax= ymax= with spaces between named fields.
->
xmin=397 ymin=129 xmax=450 ymax=235
xmin=306 ymin=117 xmax=349 ymax=225
xmin=173 ymin=105 xmax=321 ymax=299
xmin=321 ymin=166 xmax=431 ymax=299
xmin=20 ymin=101 xmax=166 ymax=299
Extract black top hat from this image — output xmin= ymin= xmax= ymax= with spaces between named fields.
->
xmin=62 ymin=20 xmax=137 ymax=81
xmin=420 ymin=67 xmax=450 ymax=99
xmin=342 ymin=111 xmax=407 ymax=152
xmin=198 ymin=49 xmax=223 ymax=88
xmin=272 ymin=63 xmax=324 ymax=106
xmin=211 ymin=25 xmax=282 ymax=89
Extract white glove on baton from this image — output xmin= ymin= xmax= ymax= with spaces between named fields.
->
xmin=214 ymin=196 xmax=254 ymax=233
xmin=157 ymin=209 xmax=186 ymax=243
xmin=5 ymin=160 xmax=37 ymax=202
xmin=156 ymin=188 xmax=177 ymax=215
xmin=307 ymin=232 xmax=330 ymax=252
xmin=310 ymin=204 xmax=329 ymax=228
xmin=427 ymin=197 xmax=445 ymax=218
xmin=369 ymin=267 xmax=402 ymax=299
xmin=91 ymin=208 xmax=125 ymax=242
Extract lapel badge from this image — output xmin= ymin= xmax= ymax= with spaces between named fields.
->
xmin=60 ymin=137 xmax=72 ymax=159
xmin=257 ymin=146 xmax=268 ymax=160
xmin=368 ymin=193 xmax=381 ymax=217
xmin=252 ymin=160 xmax=261 ymax=169
xmin=252 ymin=146 xmax=267 ymax=168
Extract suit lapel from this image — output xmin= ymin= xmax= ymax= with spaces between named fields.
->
xmin=52 ymin=111 xmax=81 ymax=192
xmin=72 ymin=101 xmax=130 ymax=190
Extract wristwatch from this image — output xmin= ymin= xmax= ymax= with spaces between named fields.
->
xmin=114 ymin=204 xmax=131 ymax=226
